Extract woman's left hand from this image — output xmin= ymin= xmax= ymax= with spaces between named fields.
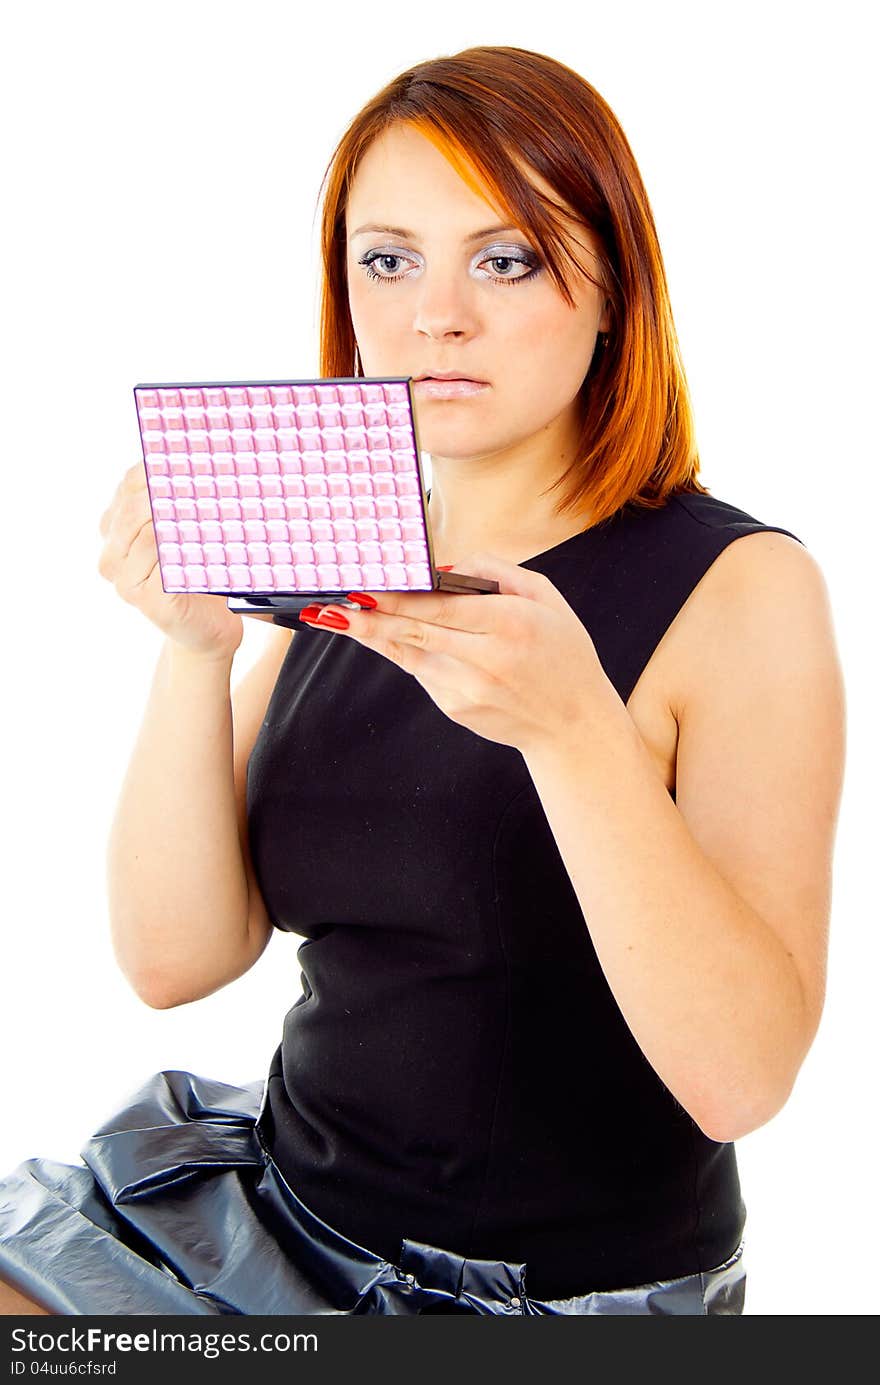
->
xmin=301 ymin=553 xmax=620 ymax=756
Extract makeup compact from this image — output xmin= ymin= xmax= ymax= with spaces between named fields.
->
xmin=134 ymin=377 xmax=499 ymax=625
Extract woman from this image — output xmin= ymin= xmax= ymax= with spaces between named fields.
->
xmin=0 ymin=45 xmax=845 ymax=1316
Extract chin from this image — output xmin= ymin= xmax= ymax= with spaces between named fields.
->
xmin=416 ymin=414 xmax=507 ymax=451
xmin=420 ymin=435 xmax=513 ymax=465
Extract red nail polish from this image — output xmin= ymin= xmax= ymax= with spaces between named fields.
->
xmin=298 ymin=604 xmax=322 ymax=622
xmin=436 ymin=564 xmax=456 ymax=571
xmin=346 ymin=592 xmax=378 ymax=609
xmin=313 ymin=608 xmax=350 ymax=631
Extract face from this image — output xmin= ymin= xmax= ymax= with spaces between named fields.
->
xmin=344 ymin=122 xmax=611 ymax=475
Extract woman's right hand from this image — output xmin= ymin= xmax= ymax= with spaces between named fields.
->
xmin=98 ymin=463 xmax=245 ymax=659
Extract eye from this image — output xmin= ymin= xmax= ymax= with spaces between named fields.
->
xmin=475 ymin=247 xmax=542 ymax=286
xmin=355 ymin=243 xmax=543 ymax=288
xmin=358 ymin=250 xmax=418 ymax=284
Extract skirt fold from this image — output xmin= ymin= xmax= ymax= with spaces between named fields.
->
xmin=0 ymin=1069 xmax=745 ymax=1316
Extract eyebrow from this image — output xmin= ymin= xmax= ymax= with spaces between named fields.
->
xmin=349 ymin=223 xmax=523 ymax=243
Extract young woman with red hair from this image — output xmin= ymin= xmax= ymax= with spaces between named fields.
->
xmin=0 ymin=46 xmax=844 ymax=1316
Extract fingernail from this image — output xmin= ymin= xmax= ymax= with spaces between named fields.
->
xmin=313 ymin=608 xmax=350 ymax=631
xmin=436 ymin=564 xmax=456 ymax=571
xmin=346 ymin=592 xmax=378 ymax=609
xmin=298 ymin=604 xmax=322 ymax=622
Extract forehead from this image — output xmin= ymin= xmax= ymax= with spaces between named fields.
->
xmin=345 ymin=123 xmax=506 ymax=226
xmin=344 ymin=121 xmax=601 ymax=267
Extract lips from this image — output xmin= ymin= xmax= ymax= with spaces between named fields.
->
xmin=413 ymin=377 xmax=489 ymax=400
xmin=414 ymin=372 xmax=487 ymax=384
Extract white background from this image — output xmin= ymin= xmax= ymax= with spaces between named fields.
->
xmin=1 ymin=0 xmax=875 ymax=1316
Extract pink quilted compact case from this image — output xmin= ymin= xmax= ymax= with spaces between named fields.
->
xmin=134 ymin=377 xmax=498 ymax=621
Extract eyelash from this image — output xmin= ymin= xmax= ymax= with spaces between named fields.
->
xmin=358 ymin=249 xmax=542 ymax=287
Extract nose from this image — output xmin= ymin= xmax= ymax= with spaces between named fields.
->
xmin=411 ymin=270 xmax=478 ymax=342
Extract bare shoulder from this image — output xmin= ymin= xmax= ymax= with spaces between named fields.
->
xmin=665 ymin=530 xmax=839 ymax=721
xmin=698 ymin=527 xmax=820 ymax=598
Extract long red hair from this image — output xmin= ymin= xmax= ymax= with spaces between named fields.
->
xmin=314 ymin=45 xmax=709 ymax=526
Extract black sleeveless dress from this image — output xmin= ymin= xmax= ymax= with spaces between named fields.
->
xmin=0 ymin=488 xmax=800 ymax=1315
xmin=245 ymin=489 xmax=804 ymax=1302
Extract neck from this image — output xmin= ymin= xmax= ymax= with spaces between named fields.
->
xmin=426 ymin=433 xmax=593 ymax=567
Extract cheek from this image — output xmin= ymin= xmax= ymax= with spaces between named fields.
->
xmin=498 ymin=292 xmax=584 ymax=349
xmin=347 ymin=277 xmax=372 ymax=333
xmin=348 ymin=272 xmax=382 ymax=322
xmin=348 ymin=287 xmax=412 ymax=354
xmin=498 ymin=301 xmax=594 ymax=384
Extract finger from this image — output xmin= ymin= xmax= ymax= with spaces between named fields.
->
xmin=344 ymin=579 xmax=514 ymax=633
xmin=351 ymin=587 xmax=501 ymax=634
xmin=103 ymin=485 xmax=154 ymax=550
xmin=99 ymin=465 xmax=147 ymax=537
xmin=117 ymin=553 xmax=161 ymax=603
xmin=314 ymin=602 xmax=488 ymax=660
xmin=350 ymin=551 xmax=562 ymax=625
xmin=98 ymin=510 xmax=154 ymax=577
xmin=123 ymin=461 xmax=148 ymax=492
xmin=99 ymin=499 xmax=141 ymax=543
xmin=98 ymin=513 xmax=157 ymax=583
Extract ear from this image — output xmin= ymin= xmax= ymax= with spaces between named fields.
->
xmin=598 ymin=298 xmax=612 ymax=334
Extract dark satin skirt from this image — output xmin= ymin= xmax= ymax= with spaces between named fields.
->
xmin=0 ymin=1069 xmax=746 ymax=1315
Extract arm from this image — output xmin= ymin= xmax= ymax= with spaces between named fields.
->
xmin=106 ymin=621 xmax=295 ymax=1009
xmin=521 ymin=533 xmax=846 ymax=1142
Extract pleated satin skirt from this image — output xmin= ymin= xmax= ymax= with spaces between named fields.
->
xmin=0 ymin=1069 xmax=746 ymax=1315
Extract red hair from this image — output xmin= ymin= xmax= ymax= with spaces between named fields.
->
xmin=315 ymin=46 xmax=709 ymax=526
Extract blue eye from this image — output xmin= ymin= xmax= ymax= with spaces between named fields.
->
xmin=478 ymin=252 xmax=541 ymax=286
xmin=357 ymin=246 xmax=542 ymax=287
xmin=358 ymin=251 xmax=414 ymax=285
